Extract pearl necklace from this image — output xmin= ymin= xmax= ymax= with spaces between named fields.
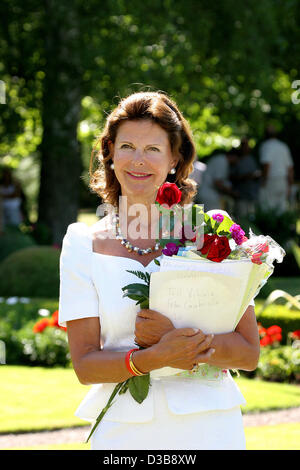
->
xmin=113 ymin=213 xmax=161 ymax=255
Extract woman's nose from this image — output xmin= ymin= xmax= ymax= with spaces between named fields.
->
xmin=132 ymin=149 xmax=145 ymax=166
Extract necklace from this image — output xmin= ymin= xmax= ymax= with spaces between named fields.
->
xmin=113 ymin=213 xmax=161 ymax=255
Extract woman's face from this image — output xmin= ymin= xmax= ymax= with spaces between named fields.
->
xmin=110 ymin=119 xmax=179 ymax=203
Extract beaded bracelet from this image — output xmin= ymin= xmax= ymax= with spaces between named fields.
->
xmin=125 ymin=348 xmax=146 ymax=376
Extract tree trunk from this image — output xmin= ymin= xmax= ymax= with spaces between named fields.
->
xmin=37 ymin=0 xmax=82 ymax=246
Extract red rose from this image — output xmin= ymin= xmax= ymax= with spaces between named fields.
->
xmin=156 ymin=182 xmax=182 ymax=209
xmin=200 ymin=234 xmax=231 ymax=262
xmin=199 ymin=234 xmax=217 ymax=254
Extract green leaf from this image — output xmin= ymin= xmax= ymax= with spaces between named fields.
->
xmin=154 ymin=259 xmax=161 ymax=266
xmin=121 ymin=283 xmax=149 ymax=297
xmin=124 ymin=293 xmax=146 ymax=302
xmin=128 ymin=374 xmax=150 ymax=404
xmin=126 ymin=270 xmax=150 ymax=284
xmin=216 ymin=215 xmax=234 ymax=234
xmin=218 ymin=230 xmax=231 ymax=237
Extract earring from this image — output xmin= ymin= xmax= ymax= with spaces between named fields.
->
xmin=169 ymin=168 xmax=176 ymax=174
xmin=110 ymin=162 xmax=115 ymax=170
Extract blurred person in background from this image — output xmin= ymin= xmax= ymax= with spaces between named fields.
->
xmin=0 ymin=166 xmax=24 ymax=228
xmin=189 ymin=159 xmax=207 ymax=203
xmin=197 ymin=148 xmax=240 ymax=211
xmin=231 ymin=137 xmax=261 ymax=219
xmin=258 ymin=125 xmax=294 ymax=214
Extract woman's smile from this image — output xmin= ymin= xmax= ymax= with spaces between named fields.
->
xmin=126 ymin=171 xmax=153 ymax=180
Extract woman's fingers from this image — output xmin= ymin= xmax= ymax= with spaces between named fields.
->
xmin=195 ymin=347 xmax=215 ymax=364
xmin=196 ymin=334 xmax=214 ymax=351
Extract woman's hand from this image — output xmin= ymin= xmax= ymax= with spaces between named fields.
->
xmin=134 ymin=309 xmax=175 ymax=348
xmin=152 ymin=327 xmax=215 ymax=370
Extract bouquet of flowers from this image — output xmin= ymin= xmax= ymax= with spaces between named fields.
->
xmin=85 ymin=182 xmax=285 ymax=442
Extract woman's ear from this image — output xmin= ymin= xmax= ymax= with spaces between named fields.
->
xmin=108 ymin=139 xmax=114 ymax=156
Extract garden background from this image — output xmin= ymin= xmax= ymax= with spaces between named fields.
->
xmin=0 ymin=0 xmax=299 ymax=450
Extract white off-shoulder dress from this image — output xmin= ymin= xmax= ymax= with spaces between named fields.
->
xmin=58 ymin=220 xmax=251 ymax=450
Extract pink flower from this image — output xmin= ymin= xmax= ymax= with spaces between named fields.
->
xmin=229 ymin=223 xmax=245 ymax=246
xmin=212 ymin=213 xmax=224 ymax=224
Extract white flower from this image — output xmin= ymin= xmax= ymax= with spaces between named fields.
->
xmin=0 ymin=297 xmax=4 ymax=303
xmin=19 ymin=297 xmax=30 ymax=303
xmin=38 ymin=309 xmax=50 ymax=317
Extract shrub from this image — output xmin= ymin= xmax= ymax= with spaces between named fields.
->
xmin=256 ymin=346 xmax=300 ymax=383
xmin=0 ymin=320 xmax=24 ymax=364
xmin=0 ymin=246 xmax=60 ymax=298
xmin=0 ymin=308 xmax=70 ymax=367
xmin=256 ymin=304 xmax=300 ymax=343
xmin=16 ymin=321 xmax=70 ymax=367
xmin=0 ymin=225 xmax=36 ymax=263
xmin=0 ymin=298 xmax=59 ymax=329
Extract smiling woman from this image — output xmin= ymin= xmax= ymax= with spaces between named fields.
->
xmin=88 ymin=91 xmax=197 ymax=209
xmin=58 ymin=91 xmax=258 ymax=451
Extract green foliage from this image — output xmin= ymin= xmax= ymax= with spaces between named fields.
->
xmin=0 ymin=319 xmax=24 ymax=364
xmin=258 ymin=277 xmax=300 ymax=299
xmin=128 ymin=373 xmax=151 ymax=404
xmin=0 ymin=246 xmax=60 ymax=297
xmin=0 ymin=225 xmax=36 ymax=263
xmin=16 ymin=322 xmax=70 ymax=367
xmin=256 ymin=304 xmax=300 ymax=343
xmin=0 ymin=298 xmax=58 ymax=328
xmin=0 ymin=298 xmax=68 ymax=366
xmin=256 ymin=346 xmax=300 ymax=383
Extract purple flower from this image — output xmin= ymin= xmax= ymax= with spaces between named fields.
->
xmin=162 ymin=242 xmax=180 ymax=256
xmin=229 ymin=223 xmax=245 ymax=245
xmin=212 ymin=213 xmax=224 ymax=224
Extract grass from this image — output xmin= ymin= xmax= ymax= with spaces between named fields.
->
xmin=0 ymin=365 xmax=88 ymax=433
xmin=245 ymin=423 xmax=300 ymax=450
xmin=1 ymin=366 xmax=300 ymax=434
xmin=236 ymin=376 xmax=300 ymax=413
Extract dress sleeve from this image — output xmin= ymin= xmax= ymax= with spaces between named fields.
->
xmin=58 ymin=222 xmax=99 ymax=327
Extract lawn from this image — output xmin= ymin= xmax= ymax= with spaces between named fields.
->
xmin=1 ymin=365 xmax=300 ymax=433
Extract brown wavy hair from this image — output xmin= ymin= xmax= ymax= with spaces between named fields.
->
xmin=89 ymin=91 xmax=197 ymax=208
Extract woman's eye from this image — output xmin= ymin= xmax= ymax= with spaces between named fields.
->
xmin=120 ymin=144 xmax=133 ymax=149
xmin=148 ymin=147 xmax=160 ymax=152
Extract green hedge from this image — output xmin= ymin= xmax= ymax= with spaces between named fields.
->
xmin=0 ymin=225 xmax=37 ymax=263
xmin=256 ymin=302 xmax=300 ymax=343
xmin=257 ymin=277 xmax=300 ymax=299
xmin=0 ymin=246 xmax=60 ymax=298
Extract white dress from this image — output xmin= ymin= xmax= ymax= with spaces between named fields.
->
xmin=58 ymin=221 xmax=248 ymax=450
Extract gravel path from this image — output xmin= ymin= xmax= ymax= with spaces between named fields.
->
xmin=1 ymin=408 xmax=300 ymax=449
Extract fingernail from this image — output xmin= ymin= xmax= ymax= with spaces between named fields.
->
xmin=210 ymin=348 xmax=215 ymax=354
xmin=193 ymin=328 xmax=199 ymax=332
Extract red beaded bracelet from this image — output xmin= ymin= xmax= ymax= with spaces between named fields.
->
xmin=125 ymin=348 xmax=140 ymax=376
